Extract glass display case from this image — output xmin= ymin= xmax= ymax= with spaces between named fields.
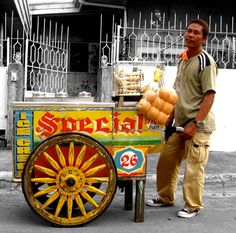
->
xmin=112 ymin=61 xmax=165 ymax=97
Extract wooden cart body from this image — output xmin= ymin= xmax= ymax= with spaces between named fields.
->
xmin=12 ymin=101 xmax=164 ymax=226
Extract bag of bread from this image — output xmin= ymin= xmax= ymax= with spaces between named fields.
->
xmin=137 ymin=87 xmax=178 ymax=125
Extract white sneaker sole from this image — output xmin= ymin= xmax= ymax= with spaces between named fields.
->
xmin=177 ymin=210 xmax=200 ymax=218
xmin=146 ymin=199 xmax=172 ymax=207
xmin=145 ymin=201 xmax=163 ymax=207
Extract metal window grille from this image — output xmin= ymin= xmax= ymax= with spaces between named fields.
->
xmin=0 ymin=12 xmax=69 ymax=98
xmin=24 ymin=17 xmax=69 ymax=98
xmin=0 ymin=11 xmax=24 ymax=67
xmin=100 ymin=12 xmax=236 ymax=69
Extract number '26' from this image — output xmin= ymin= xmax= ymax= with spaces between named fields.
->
xmin=121 ymin=154 xmax=138 ymax=168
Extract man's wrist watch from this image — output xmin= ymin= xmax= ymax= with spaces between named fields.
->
xmin=192 ymin=120 xmax=203 ymax=128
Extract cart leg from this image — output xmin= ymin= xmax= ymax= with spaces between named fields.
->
xmin=124 ymin=180 xmax=133 ymax=210
xmin=135 ymin=179 xmax=145 ymax=222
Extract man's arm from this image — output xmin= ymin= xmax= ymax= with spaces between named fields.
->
xmin=194 ymin=90 xmax=215 ymax=122
xmin=182 ymin=90 xmax=215 ymax=140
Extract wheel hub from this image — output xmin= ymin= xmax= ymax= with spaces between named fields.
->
xmin=56 ymin=166 xmax=85 ymax=195
xmin=66 ymin=177 xmax=76 ymax=187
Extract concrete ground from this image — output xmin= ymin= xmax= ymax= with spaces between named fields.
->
xmin=0 ymin=148 xmax=236 ymax=232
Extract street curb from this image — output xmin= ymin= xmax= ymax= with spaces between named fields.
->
xmin=204 ymin=173 xmax=236 ymax=185
xmin=146 ymin=173 xmax=236 ymax=186
xmin=1 ymin=171 xmax=236 ymax=186
xmin=0 ymin=171 xmax=12 ymax=181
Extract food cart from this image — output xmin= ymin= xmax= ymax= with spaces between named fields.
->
xmin=12 ymin=61 xmax=166 ymax=227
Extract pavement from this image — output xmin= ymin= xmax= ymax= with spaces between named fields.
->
xmin=0 ymin=147 xmax=236 ymax=232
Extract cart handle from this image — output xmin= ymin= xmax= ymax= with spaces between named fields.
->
xmin=175 ymin=126 xmax=184 ymax=132
xmin=164 ymin=125 xmax=184 ymax=141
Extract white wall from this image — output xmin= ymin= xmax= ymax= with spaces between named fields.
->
xmin=164 ymin=66 xmax=236 ymax=152
xmin=0 ymin=67 xmax=7 ymax=130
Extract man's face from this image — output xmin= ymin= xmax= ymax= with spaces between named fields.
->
xmin=184 ymin=23 xmax=207 ymax=49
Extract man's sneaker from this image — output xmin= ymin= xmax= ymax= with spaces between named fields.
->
xmin=146 ymin=198 xmax=170 ymax=207
xmin=177 ymin=208 xmax=200 ymax=218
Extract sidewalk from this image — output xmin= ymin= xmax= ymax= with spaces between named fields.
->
xmin=146 ymin=150 xmax=236 ymax=183
xmin=0 ymin=148 xmax=236 ymax=188
xmin=1 ymin=148 xmax=236 ymax=233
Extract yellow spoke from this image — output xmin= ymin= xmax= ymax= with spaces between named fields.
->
xmin=55 ymin=195 xmax=66 ymax=217
xmin=43 ymin=152 xmax=61 ymax=171
xmin=41 ymin=191 xmax=60 ymax=209
xmin=80 ymin=190 xmax=98 ymax=208
xmin=34 ymin=185 xmax=57 ymax=198
xmin=75 ymin=194 xmax=86 ymax=216
xmin=68 ymin=142 xmax=75 ymax=166
xmin=86 ymin=177 xmax=109 ymax=183
xmin=84 ymin=184 xmax=106 ymax=196
xmin=84 ymin=164 xmax=106 ymax=177
xmin=67 ymin=195 xmax=73 ymax=219
xmin=55 ymin=144 xmax=67 ymax=167
xmin=75 ymin=145 xmax=86 ymax=168
xmin=80 ymin=153 xmax=99 ymax=172
xmin=34 ymin=165 xmax=57 ymax=177
xmin=31 ymin=177 xmax=55 ymax=184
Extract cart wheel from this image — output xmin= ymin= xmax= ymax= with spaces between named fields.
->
xmin=22 ymin=132 xmax=117 ymax=227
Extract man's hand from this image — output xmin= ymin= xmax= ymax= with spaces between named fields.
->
xmin=181 ymin=123 xmax=198 ymax=140
xmin=164 ymin=125 xmax=176 ymax=141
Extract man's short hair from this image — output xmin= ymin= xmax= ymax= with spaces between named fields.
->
xmin=186 ymin=19 xmax=209 ymax=37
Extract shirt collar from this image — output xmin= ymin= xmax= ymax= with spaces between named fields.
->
xmin=179 ymin=49 xmax=189 ymax=60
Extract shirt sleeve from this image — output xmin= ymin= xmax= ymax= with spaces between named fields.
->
xmin=200 ymin=61 xmax=217 ymax=94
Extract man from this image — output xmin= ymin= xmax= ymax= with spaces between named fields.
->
xmin=146 ymin=19 xmax=217 ymax=218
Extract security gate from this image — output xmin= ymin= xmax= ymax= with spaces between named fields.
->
xmin=24 ymin=17 xmax=69 ymax=99
xmin=0 ymin=11 xmax=69 ymax=146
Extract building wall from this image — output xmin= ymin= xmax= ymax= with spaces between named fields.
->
xmin=0 ymin=67 xmax=7 ymax=131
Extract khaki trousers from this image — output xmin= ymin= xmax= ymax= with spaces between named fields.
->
xmin=156 ymin=132 xmax=211 ymax=211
